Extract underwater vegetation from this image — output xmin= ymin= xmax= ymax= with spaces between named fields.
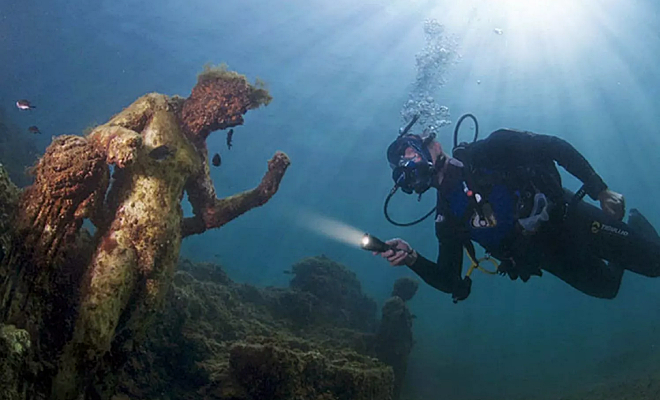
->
xmin=108 ymin=256 xmax=416 ymax=400
xmin=0 ymin=249 xmax=420 ymax=399
xmin=0 ymin=64 xmax=291 ymax=399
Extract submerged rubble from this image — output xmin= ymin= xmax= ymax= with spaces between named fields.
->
xmin=105 ymin=256 xmax=404 ymax=400
xmin=0 ymin=324 xmax=31 ymax=400
xmin=289 ymin=255 xmax=378 ymax=331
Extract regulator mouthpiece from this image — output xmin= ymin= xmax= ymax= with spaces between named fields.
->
xmin=361 ymin=233 xmax=394 ymax=253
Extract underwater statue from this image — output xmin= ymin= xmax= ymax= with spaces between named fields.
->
xmin=375 ymin=277 xmax=419 ymax=400
xmin=0 ymin=65 xmax=290 ymax=399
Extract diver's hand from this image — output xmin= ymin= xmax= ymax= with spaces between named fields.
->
xmin=497 ymin=258 xmax=519 ymax=281
xmin=374 ymin=238 xmax=417 ymax=267
xmin=452 ymin=276 xmax=472 ymax=303
xmin=598 ymin=189 xmax=625 ymax=221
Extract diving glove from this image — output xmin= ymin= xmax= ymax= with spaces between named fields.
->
xmin=497 ymin=258 xmax=541 ymax=282
xmin=598 ymin=189 xmax=625 ymax=221
xmin=497 ymin=258 xmax=518 ymax=280
xmin=452 ymin=276 xmax=472 ymax=303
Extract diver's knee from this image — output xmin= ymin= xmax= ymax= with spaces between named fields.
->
xmin=598 ymin=288 xmax=619 ymax=300
xmin=641 ymin=268 xmax=660 ymax=278
xmin=594 ymin=279 xmax=621 ymax=299
xmin=635 ymin=264 xmax=660 ymax=277
xmin=577 ymin=281 xmax=620 ymax=299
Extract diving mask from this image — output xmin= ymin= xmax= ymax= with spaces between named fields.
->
xmin=391 ymin=157 xmax=435 ymax=194
xmin=387 ymin=134 xmax=441 ymax=195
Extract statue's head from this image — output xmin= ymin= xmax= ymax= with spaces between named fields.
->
xmin=179 ymin=64 xmax=272 ymax=141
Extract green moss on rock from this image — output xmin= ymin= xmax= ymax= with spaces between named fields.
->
xmin=106 ymin=258 xmax=395 ymax=400
xmin=197 ymin=63 xmax=272 ymax=109
xmin=0 ymin=163 xmax=19 ymax=256
xmin=289 ymin=255 xmax=377 ymax=331
xmin=229 ymin=339 xmax=393 ymax=400
xmin=0 ymin=324 xmax=31 ymax=400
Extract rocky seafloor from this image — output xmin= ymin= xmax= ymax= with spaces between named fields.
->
xmin=1 ymin=254 xmax=418 ymax=400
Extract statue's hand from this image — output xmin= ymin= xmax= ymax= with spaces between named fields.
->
xmin=256 ymin=152 xmax=290 ymax=196
xmin=105 ymin=128 xmax=143 ymax=168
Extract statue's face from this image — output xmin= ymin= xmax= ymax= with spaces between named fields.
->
xmin=181 ymin=80 xmax=246 ymax=137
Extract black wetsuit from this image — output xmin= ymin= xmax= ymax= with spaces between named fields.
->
xmin=408 ymin=129 xmax=660 ymax=301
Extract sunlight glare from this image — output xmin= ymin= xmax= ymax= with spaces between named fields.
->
xmin=499 ymin=0 xmax=584 ymax=31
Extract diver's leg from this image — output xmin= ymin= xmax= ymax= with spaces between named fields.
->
xmin=540 ymin=251 xmax=624 ymax=299
xmin=563 ymin=197 xmax=660 ymax=277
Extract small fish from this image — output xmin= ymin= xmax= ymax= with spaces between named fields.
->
xmin=283 ymin=270 xmax=293 ymax=274
xmin=212 ymin=153 xmax=221 ymax=167
xmin=493 ymin=28 xmax=503 ymax=35
xmin=226 ymin=129 xmax=234 ymax=150
xmin=149 ymin=145 xmax=175 ymax=161
xmin=16 ymin=99 xmax=36 ymax=110
xmin=27 ymin=126 xmax=41 ymax=134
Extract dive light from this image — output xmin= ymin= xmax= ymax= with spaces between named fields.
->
xmin=361 ymin=233 xmax=396 ymax=253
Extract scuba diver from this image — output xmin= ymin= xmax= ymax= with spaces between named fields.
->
xmin=375 ymin=114 xmax=660 ymax=303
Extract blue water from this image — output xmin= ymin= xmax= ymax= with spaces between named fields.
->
xmin=2 ymin=0 xmax=660 ymax=398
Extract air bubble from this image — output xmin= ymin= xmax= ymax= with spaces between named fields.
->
xmin=400 ymin=19 xmax=456 ymax=138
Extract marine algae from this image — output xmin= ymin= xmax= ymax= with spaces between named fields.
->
xmin=0 ymin=324 xmax=31 ymax=400
xmin=104 ymin=258 xmax=396 ymax=400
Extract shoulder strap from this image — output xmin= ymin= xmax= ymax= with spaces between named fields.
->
xmin=454 ymin=145 xmax=487 ymax=221
xmin=451 ymin=141 xmax=473 ymax=165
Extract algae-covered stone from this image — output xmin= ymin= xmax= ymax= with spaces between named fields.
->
xmin=289 ymin=255 xmax=377 ymax=331
xmin=228 ymin=339 xmax=394 ymax=400
xmin=375 ymin=297 xmax=415 ymax=400
xmin=107 ymin=259 xmax=396 ymax=400
xmin=0 ymin=324 xmax=31 ymax=400
xmin=0 ymin=163 xmax=19 ymax=257
xmin=391 ymin=277 xmax=419 ymax=302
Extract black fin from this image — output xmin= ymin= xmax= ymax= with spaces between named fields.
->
xmin=629 ymin=208 xmax=660 ymax=244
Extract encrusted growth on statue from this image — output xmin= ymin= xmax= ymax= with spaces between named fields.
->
xmin=0 ymin=64 xmax=290 ymax=399
xmin=14 ymin=136 xmax=108 ymax=263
